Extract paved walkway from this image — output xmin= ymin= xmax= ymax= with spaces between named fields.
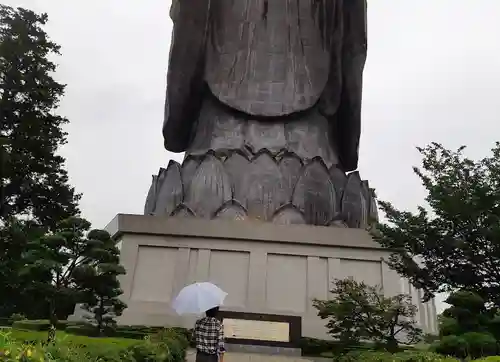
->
xmin=186 ymin=350 xmax=314 ymax=362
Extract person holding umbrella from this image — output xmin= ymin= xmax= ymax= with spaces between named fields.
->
xmin=193 ymin=306 xmax=225 ymax=362
xmin=172 ymin=282 xmax=228 ymax=362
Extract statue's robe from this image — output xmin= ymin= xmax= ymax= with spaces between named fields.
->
xmin=162 ymin=0 xmax=367 ymax=172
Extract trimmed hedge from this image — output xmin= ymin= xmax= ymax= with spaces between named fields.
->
xmin=431 ymin=332 xmax=499 ymax=360
xmin=65 ymin=324 xmax=167 ymax=339
xmin=12 ymin=319 xmax=70 ymax=331
xmin=336 ymin=351 xmax=459 ymax=361
xmin=298 ymin=337 xmax=407 ymax=357
xmin=0 ymin=317 xmax=12 ymax=327
xmin=64 ymin=323 xmax=194 ymax=344
xmin=9 ymin=329 xmax=141 ymax=348
xmin=5 ymin=327 xmax=188 ymax=362
xmin=10 ymin=319 xmax=195 ymax=346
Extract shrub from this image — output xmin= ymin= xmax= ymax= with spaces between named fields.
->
xmin=423 ymin=333 xmax=440 ymax=344
xmin=124 ymin=330 xmax=187 ymax=362
xmin=150 ymin=328 xmax=189 ymax=362
xmin=5 ymin=326 xmax=188 ymax=362
xmin=432 ymin=332 xmax=498 ymax=360
xmin=299 ymin=337 xmax=374 ymax=356
xmin=335 ymin=351 xmax=392 ymax=362
xmin=462 ymin=332 xmax=498 ymax=359
xmin=299 ymin=337 xmax=335 ymax=356
xmin=314 ymin=278 xmax=422 ymax=353
xmin=113 ymin=325 xmax=162 ymax=339
xmin=63 ymin=322 xmax=191 ymax=342
xmin=336 ymin=350 xmax=459 ymax=361
xmin=65 ymin=323 xmax=170 ymax=339
xmin=0 ymin=331 xmax=87 ymax=362
xmin=432 ymin=335 xmax=468 ymax=359
xmin=9 ymin=329 xmax=141 ymax=348
xmin=0 ymin=317 xmax=12 ymax=327
xmin=65 ymin=324 xmax=100 ymax=337
xmin=9 ymin=313 xmax=27 ymax=322
xmin=12 ymin=319 xmax=69 ymax=331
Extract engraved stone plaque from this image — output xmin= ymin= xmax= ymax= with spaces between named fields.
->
xmin=223 ymin=318 xmax=290 ymax=342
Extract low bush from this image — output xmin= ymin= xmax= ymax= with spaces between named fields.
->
xmin=334 ymin=350 xmax=500 ymax=361
xmin=462 ymin=332 xmax=498 ymax=359
xmin=64 ymin=324 xmax=100 ymax=337
xmin=432 ymin=335 xmax=468 ymax=358
xmin=3 ymin=327 xmax=188 ymax=362
xmin=0 ymin=317 xmax=11 ymax=327
xmin=299 ymin=337 xmax=334 ymax=355
xmin=9 ymin=329 xmax=140 ymax=348
xmin=432 ymin=332 xmax=498 ymax=359
xmin=12 ymin=319 xmax=69 ymax=331
xmin=335 ymin=351 xmax=459 ymax=361
xmin=299 ymin=337 xmax=407 ymax=357
xmin=9 ymin=313 xmax=27 ymax=323
xmin=64 ymin=322 xmax=193 ymax=343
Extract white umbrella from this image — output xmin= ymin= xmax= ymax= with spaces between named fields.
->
xmin=172 ymin=282 xmax=227 ymax=315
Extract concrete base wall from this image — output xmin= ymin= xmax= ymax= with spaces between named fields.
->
xmin=76 ymin=214 xmax=437 ymax=339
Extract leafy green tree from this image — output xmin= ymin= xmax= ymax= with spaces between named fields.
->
xmin=0 ymin=5 xmax=80 ymax=228
xmin=0 ymin=218 xmax=47 ymax=318
xmin=440 ymin=291 xmax=491 ymax=337
xmin=22 ymin=217 xmax=101 ymax=329
xmin=74 ymin=230 xmax=127 ymax=336
xmin=313 ymin=278 xmax=422 ymax=353
xmin=433 ymin=290 xmax=497 ymax=359
xmin=373 ymin=143 xmax=500 ymax=308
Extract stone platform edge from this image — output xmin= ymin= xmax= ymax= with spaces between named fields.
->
xmin=106 ymin=214 xmax=383 ymax=250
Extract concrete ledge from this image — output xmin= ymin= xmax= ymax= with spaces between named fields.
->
xmin=106 ymin=214 xmax=382 ymax=250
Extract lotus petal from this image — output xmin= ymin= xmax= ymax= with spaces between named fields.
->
xmin=279 ymin=153 xmax=303 ymax=196
xmin=292 ymin=158 xmax=336 ymax=225
xmin=272 ymin=204 xmax=306 ymax=225
xmin=153 ymin=161 xmax=183 ymax=216
xmin=213 ymin=200 xmax=248 ymax=221
xmin=329 ymin=167 xmax=347 ymax=211
xmin=360 ymin=180 xmax=371 ymax=228
xmin=341 ymin=172 xmax=366 ymax=228
xmin=369 ymin=188 xmax=379 ymax=223
xmin=144 ymin=174 xmax=159 ymax=215
xmin=240 ymin=151 xmax=289 ymax=221
xmin=185 ymin=153 xmax=232 ymax=218
xmin=182 ymin=156 xmax=200 ymax=187
xmin=224 ymin=152 xmax=250 ymax=204
xmin=170 ymin=204 xmax=195 ymax=218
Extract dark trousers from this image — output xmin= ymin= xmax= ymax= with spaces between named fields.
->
xmin=196 ymin=351 xmax=218 ymax=362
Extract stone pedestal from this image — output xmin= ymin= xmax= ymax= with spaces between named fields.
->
xmin=84 ymin=214 xmax=437 ymax=339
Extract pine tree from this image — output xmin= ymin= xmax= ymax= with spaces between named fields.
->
xmin=22 ymin=217 xmax=97 ymax=329
xmin=0 ymin=218 xmax=47 ymax=317
xmin=0 ymin=5 xmax=80 ymax=229
xmin=74 ymin=230 xmax=127 ymax=335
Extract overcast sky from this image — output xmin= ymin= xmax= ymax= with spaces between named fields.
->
xmin=5 ymin=0 xmax=500 ymax=312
